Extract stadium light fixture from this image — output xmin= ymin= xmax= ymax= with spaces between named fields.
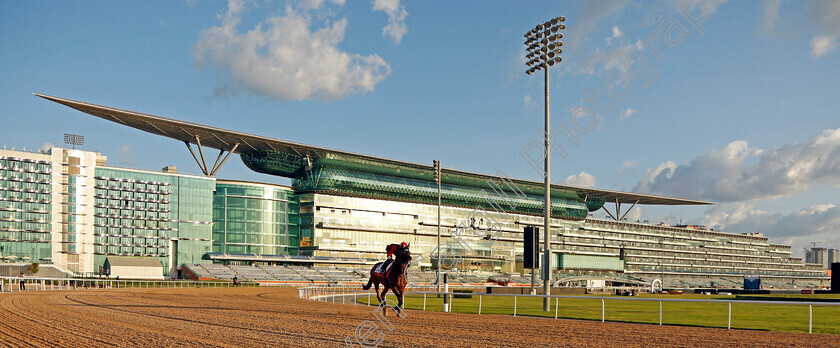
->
xmin=63 ymin=133 xmax=85 ymax=149
xmin=433 ymin=159 xmax=442 ymax=297
xmin=524 ymin=15 xmax=565 ymax=312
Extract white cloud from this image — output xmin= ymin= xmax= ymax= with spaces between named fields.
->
xmin=635 ymin=129 xmax=840 ymax=202
xmin=575 ymin=40 xmax=644 ymax=75
xmin=622 ymin=159 xmax=640 ymax=169
xmin=523 ymin=94 xmax=537 ymax=110
xmin=624 ymin=206 xmax=643 ymax=222
xmin=372 ymin=0 xmax=408 ymax=44
xmin=564 ymin=0 xmax=629 ymax=52
xmin=564 ymin=171 xmax=597 ymax=188
xmin=806 ymin=0 xmax=840 ymax=35
xmin=299 ymin=0 xmax=345 ymax=10
xmin=619 ymin=107 xmax=636 ymax=120
xmin=759 ymin=0 xmax=781 ymax=34
xmin=606 ymin=25 xmax=624 ymax=45
xmin=800 ymin=1 xmax=840 ymax=58
xmin=611 ymin=25 xmax=623 ymax=39
xmin=810 ymin=35 xmax=836 ymax=58
xmin=660 ymin=0 xmax=729 ymax=16
xmin=118 ymin=144 xmax=137 ymax=167
xmin=696 ymin=202 xmax=840 ymax=253
xmin=192 ymin=0 xmax=392 ymax=101
xmin=560 ymin=0 xmax=729 ymax=76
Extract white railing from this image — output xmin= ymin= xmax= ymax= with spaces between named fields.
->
xmin=300 ymin=286 xmax=840 ymax=334
xmin=0 ymin=276 xmax=259 ymax=292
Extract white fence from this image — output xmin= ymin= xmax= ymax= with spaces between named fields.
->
xmin=0 ymin=276 xmax=258 ymax=292
xmin=300 ymin=286 xmax=840 ymax=334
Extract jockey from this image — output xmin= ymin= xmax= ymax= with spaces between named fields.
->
xmin=378 ymin=242 xmax=408 ymax=274
xmin=386 ymin=242 xmax=408 ymax=260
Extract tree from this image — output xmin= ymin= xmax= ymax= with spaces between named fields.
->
xmin=29 ymin=262 xmax=39 ymax=275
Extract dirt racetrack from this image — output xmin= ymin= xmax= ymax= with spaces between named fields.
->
xmin=0 ymin=287 xmax=835 ymax=347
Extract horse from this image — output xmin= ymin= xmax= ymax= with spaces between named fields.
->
xmin=362 ymin=244 xmax=412 ymax=315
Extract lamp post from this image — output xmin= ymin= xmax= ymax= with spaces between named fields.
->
xmin=433 ymin=159 xmax=442 ymax=297
xmin=524 ymin=16 xmax=565 ymax=312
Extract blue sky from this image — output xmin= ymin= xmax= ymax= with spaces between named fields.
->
xmin=2 ymin=0 xmax=840 ymax=256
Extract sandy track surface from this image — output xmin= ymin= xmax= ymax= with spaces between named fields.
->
xmin=0 ymin=287 xmax=835 ymax=347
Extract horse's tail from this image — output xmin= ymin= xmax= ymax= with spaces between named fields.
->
xmin=362 ymin=276 xmax=373 ymax=290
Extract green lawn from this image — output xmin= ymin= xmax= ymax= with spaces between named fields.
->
xmin=354 ymin=293 xmax=840 ymax=334
xmin=736 ymin=294 xmax=840 ymax=300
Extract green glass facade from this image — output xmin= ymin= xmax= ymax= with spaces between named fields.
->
xmin=212 ymin=181 xmax=299 ymax=257
xmin=93 ymin=168 xmax=215 ymax=275
xmin=241 ymin=150 xmax=604 ymax=220
xmin=0 ymin=156 xmax=52 ymax=262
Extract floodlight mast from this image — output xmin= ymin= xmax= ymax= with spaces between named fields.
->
xmin=524 ymin=16 xmax=564 ymax=312
xmin=433 ymin=159 xmax=442 ymax=297
xmin=63 ymin=133 xmax=85 ymax=149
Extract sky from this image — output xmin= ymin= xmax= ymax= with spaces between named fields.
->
xmin=2 ymin=0 xmax=840 ymax=257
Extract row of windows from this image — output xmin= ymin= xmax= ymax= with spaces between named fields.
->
xmin=0 ymin=231 xmax=51 ymax=242
xmin=0 ymin=180 xmax=51 ymax=191
xmin=95 ymin=200 xmax=168 ymax=212
xmin=94 ymin=193 xmax=169 ymax=204
xmin=0 ymin=190 xmax=51 ymax=202
xmin=213 ymin=230 xmax=292 ymax=245
xmin=213 ymin=208 xmax=288 ymax=223
xmin=567 ymin=230 xmax=784 ymax=259
xmin=559 ymin=234 xmax=799 ymax=266
xmin=94 ymin=178 xmax=170 ymax=192
xmin=94 ymin=219 xmax=171 ymax=230
xmin=585 ymin=221 xmax=772 ymax=248
xmin=93 ymin=245 xmax=168 ymax=257
xmin=633 ymin=266 xmax=824 ymax=277
xmin=0 ymin=160 xmax=51 ymax=174
xmin=215 ymin=184 xmax=293 ymax=201
xmin=0 ymin=221 xmax=50 ymax=232
xmin=627 ymin=256 xmax=799 ymax=270
xmin=220 ymin=244 xmax=294 ymax=256
xmin=94 ymin=226 xmax=172 ymax=237
xmin=94 ymin=235 xmax=170 ymax=247
xmin=0 ymin=241 xmax=51 ymax=260
xmin=0 ymin=201 xmax=50 ymax=212
xmin=94 ymin=211 xmax=170 ymax=223
xmin=0 ymin=211 xmax=50 ymax=222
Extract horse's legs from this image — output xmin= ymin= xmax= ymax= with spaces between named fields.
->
xmin=380 ymin=286 xmax=390 ymax=316
xmin=373 ymin=281 xmax=381 ymax=303
xmin=396 ymin=288 xmax=404 ymax=312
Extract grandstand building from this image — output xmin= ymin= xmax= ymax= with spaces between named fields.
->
xmin=6 ymin=93 xmax=827 ymax=286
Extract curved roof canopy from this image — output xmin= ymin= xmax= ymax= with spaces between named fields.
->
xmin=35 ymin=93 xmax=713 ymax=206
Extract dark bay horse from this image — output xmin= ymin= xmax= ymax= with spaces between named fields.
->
xmin=362 ymin=244 xmax=412 ymax=315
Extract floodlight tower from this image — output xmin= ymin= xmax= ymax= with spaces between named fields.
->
xmin=433 ymin=159 xmax=442 ymax=296
xmin=63 ymin=133 xmax=85 ymax=149
xmin=524 ymin=16 xmax=565 ymax=312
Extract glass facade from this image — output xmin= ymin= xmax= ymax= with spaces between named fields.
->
xmin=0 ymin=146 xmax=828 ymax=284
xmin=93 ymin=167 xmax=215 ymax=275
xmin=242 ymin=150 xmax=604 ymax=220
xmin=301 ymin=192 xmax=827 ymax=281
xmin=213 ymin=181 xmax=299 ymax=257
xmin=0 ymin=155 xmax=52 ymax=262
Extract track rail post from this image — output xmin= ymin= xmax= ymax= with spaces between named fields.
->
xmin=659 ymin=301 xmax=662 ymax=325
xmin=514 ymin=296 xmax=517 ymax=316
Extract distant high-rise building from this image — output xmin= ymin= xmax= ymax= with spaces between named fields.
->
xmin=809 ymin=247 xmax=828 ymax=268
xmin=828 ymin=248 xmax=840 ymax=265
